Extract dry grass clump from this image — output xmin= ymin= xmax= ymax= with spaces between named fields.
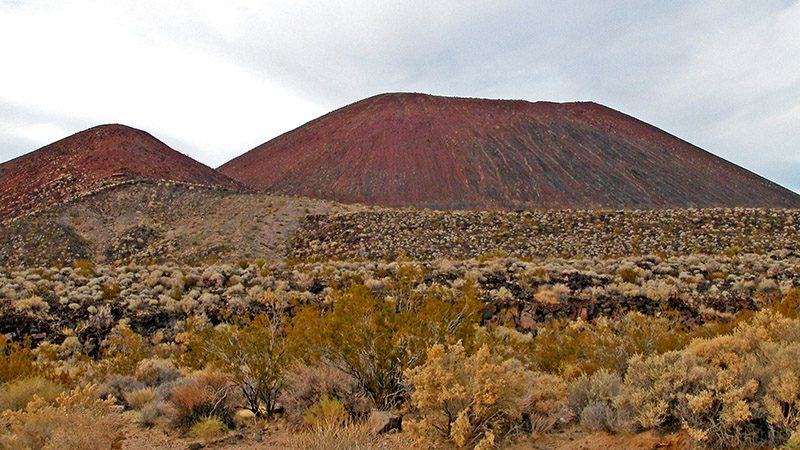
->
xmin=124 ymin=387 xmax=158 ymax=410
xmin=293 ymin=420 xmax=380 ymax=450
xmin=304 ymin=395 xmax=349 ymax=429
xmin=189 ymin=415 xmax=228 ymax=440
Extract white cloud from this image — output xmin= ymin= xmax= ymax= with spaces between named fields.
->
xmin=0 ymin=0 xmax=797 ymax=191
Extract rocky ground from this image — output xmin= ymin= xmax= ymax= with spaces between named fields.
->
xmin=289 ymin=207 xmax=800 ymax=261
xmin=1 ymin=251 xmax=795 ymax=350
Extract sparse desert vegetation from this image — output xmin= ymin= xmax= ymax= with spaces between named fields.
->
xmin=1 ymin=187 xmax=799 ymax=449
xmin=1 ymin=230 xmax=800 ymax=448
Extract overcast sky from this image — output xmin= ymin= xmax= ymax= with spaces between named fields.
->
xmin=1 ymin=0 xmax=798 ymax=192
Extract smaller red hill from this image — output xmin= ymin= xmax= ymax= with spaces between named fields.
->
xmin=0 ymin=124 xmax=243 ymax=222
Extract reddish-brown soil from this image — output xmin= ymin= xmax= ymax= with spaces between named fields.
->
xmin=220 ymin=93 xmax=800 ymax=209
xmin=0 ymin=124 xmax=244 ymax=222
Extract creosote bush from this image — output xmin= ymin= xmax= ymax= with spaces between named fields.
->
xmin=182 ymin=311 xmax=291 ymax=416
xmin=0 ymin=336 xmax=38 ymax=383
xmin=289 ymin=282 xmax=482 ymax=409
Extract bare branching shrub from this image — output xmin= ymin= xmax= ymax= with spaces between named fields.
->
xmin=281 ymin=363 xmax=370 ymax=425
xmin=170 ymin=371 xmax=234 ymax=427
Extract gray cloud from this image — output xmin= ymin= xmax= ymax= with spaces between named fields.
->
xmin=1 ymin=0 xmax=798 ymax=192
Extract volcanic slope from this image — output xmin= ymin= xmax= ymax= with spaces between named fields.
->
xmin=0 ymin=124 xmax=243 ymax=222
xmin=220 ymin=93 xmax=800 ymax=209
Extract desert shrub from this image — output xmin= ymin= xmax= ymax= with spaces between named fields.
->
xmin=97 ymin=323 xmax=151 ymax=376
xmin=474 ymin=326 xmax=538 ymax=373
xmin=170 ymin=371 xmax=234 ymax=427
xmin=0 ymin=377 xmax=64 ymax=411
xmin=304 ymin=395 xmax=349 ymax=429
xmin=99 ymin=374 xmax=143 ymax=406
xmin=533 ymin=284 xmax=570 ymax=305
xmin=618 ymin=268 xmax=639 ymax=283
xmin=138 ymin=399 xmax=173 ymax=427
xmin=522 ymin=372 xmax=568 ymax=432
xmin=71 ymin=259 xmax=95 ymax=277
xmin=567 ymin=369 xmax=621 ymax=420
xmin=99 ymin=283 xmax=121 ymax=300
xmin=531 ymin=311 xmax=739 ymax=377
xmin=182 ymin=312 xmax=292 ymax=416
xmin=124 ymin=387 xmax=158 ymax=410
xmin=135 ymin=358 xmax=181 ymax=386
xmin=290 ymin=283 xmax=481 ymax=409
xmin=281 ymin=363 xmax=370 ymax=425
xmin=613 ymin=310 xmax=800 ymax=448
xmin=615 ymin=350 xmax=712 ymax=431
xmin=789 ymin=427 xmax=800 ymax=450
xmin=580 ymin=403 xmax=617 ymax=431
xmin=772 ymin=289 xmax=800 ymax=319
xmin=190 ymin=416 xmax=228 ymax=440
xmin=0 ymin=384 xmax=123 ymax=450
xmin=0 ymin=336 xmax=38 ymax=383
xmin=405 ymin=342 xmax=542 ymax=447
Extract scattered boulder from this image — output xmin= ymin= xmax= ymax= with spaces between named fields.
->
xmin=367 ymin=410 xmax=402 ymax=434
